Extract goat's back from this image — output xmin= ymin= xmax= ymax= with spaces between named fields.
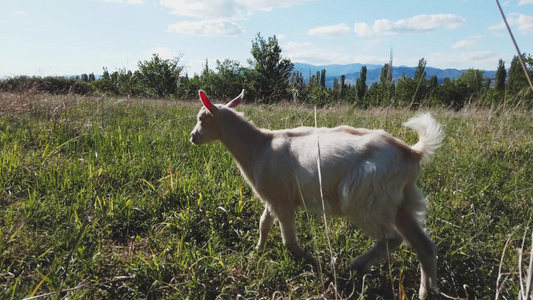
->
xmin=252 ymin=126 xmax=423 ymax=238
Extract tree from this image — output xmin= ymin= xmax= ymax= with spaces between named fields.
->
xmin=116 ymin=69 xmax=140 ymax=96
xmin=289 ymin=70 xmax=306 ymax=102
xmin=366 ymin=63 xmax=393 ymax=106
xmin=426 ymin=75 xmax=438 ymax=102
xmin=214 ymin=59 xmax=245 ymax=99
xmin=507 ymin=53 xmax=533 ymax=96
xmin=199 ymin=58 xmax=217 ymax=96
xmin=435 ymin=77 xmax=468 ymax=110
xmin=339 ymin=74 xmax=346 ymax=100
xmin=137 ymin=53 xmax=183 ymax=98
xmin=355 ymin=65 xmax=367 ymax=101
xmin=381 ymin=63 xmax=394 ymax=105
xmin=495 ymin=58 xmax=506 ymax=92
xmin=428 ymin=75 xmax=438 ymax=90
xmin=249 ymin=33 xmax=294 ymax=103
xmin=395 ymin=73 xmax=416 ymax=106
xmin=408 ymin=58 xmax=428 ymax=108
xmin=91 ymin=67 xmax=117 ymax=94
xmin=458 ymin=68 xmax=484 ymax=100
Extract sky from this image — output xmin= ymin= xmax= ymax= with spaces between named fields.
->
xmin=1 ymin=0 xmax=532 ymax=78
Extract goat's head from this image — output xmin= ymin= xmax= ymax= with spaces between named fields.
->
xmin=190 ymin=90 xmax=244 ymax=145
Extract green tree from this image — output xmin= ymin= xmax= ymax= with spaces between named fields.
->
xmin=413 ymin=58 xmax=427 ymax=102
xmin=435 ymin=77 xmax=468 ymax=110
xmin=395 ymin=73 xmax=417 ymax=106
xmin=495 ymin=58 xmax=506 ymax=92
xmin=320 ymin=69 xmax=326 ymax=88
xmin=367 ymin=63 xmax=393 ymax=106
xmin=289 ymin=70 xmax=306 ymax=102
xmin=507 ymin=53 xmax=533 ymax=96
xmin=91 ymin=67 xmax=117 ymax=94
xmin=199 ymin=59 xmax=217 ymax=95
xmin=249 ymin=33 xmax=294 ymax=103
xmin=214 ymin=59 xmax=245 ymax=99
xmin=428 ymin=75 xmax=438 ymax=90
xmin=338 ymin=74 xmax=346 ymax=100
xmin=427 ymin=75 xmax=438 ymax=101
xmin=137 ymin=53 xmax=183 ymax=98
xmin=458 ymin=68 xmax=485 ymax=100
xmin=116 ymin=69 xmax=140 ymax=96
xmin=355 ymin=65 xmax=367 ymax=101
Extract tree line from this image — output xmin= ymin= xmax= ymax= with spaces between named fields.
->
xmin=1 ymin=33 xmax=532 ymax=109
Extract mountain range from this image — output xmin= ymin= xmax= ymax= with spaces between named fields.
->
xmin=293 ymin=62 xmax=497 ymax=88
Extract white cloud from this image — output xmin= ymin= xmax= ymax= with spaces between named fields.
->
xmin=14 ymin=11 xmax=28 ymax=15
xmin=102 ymin=0 xmax=144 ymax=4
xmin=452 ymin=40 xmax=476 ymax=49
xmin=489 ymin=14 xmax=533 ymax=35
xmin=427 ymin=51 xmax=499 ymax=69
xmin=452 ymin=35 xmax=482 ymax=49
xmin=282 ymin=41 xmax=386 ymax=66
xmin=308 ymin=23 xmax=352 ymax=38
xmin=353 ymin=22 xmax=374 ymax=37
xmin=160 ymin=0 xmax=316 ymax=20
xmin=488 ymin=22 xmax=505 ymax=31
xmin=518 ymin=0 xmax=533 ymax=5
xmin=516 ymin=14 xmax=533 ymax=34
xmin=167 ymin=19 xmax=244 ymax=36
xmin=162 ymin=0 xmax=315 ymax=36
xmin=354 ymin=14 xmax=466 ymax=37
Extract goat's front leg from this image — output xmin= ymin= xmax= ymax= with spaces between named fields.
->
xmin=256 ymin=207 xmax=275 ymax=253
xmin=277 ymin=211 xmax=318 ymax=267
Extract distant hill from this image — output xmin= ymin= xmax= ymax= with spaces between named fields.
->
xmin=292 ymin=62 xmax=496 ymax=88
xmin=293 ymin=62 xmax=383 ymax=78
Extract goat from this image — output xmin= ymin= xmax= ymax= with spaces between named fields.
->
xmin=189 ymin=90 xmax=444 ymax=299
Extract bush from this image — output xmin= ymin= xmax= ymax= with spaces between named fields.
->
xmin=0 ymin=76 xmax=92 ymax=95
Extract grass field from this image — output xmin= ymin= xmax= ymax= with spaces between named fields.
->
xmin=0 ymin=92 xmax=532 ymax=299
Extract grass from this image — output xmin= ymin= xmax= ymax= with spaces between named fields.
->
xmin=0 ymin=92 xmax=532 ymax=299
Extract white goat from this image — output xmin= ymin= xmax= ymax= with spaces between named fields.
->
xmin=190 ymin=90 xmax=444 ymax=299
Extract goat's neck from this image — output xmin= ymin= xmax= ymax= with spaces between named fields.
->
xmin=218 ymin=114 xmax=267 ymax=183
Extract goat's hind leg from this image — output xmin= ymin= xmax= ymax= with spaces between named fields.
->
xmin=394 ymin=206 xmax=438 ymax=300
xmin=349 ymin=228 xmax=403 ymax=273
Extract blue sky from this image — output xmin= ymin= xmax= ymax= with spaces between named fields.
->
xmin=1 ymin=0 xmax=532 ymax=77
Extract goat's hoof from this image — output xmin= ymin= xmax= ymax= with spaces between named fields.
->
xmin=255 ymin=245 xmax=266 ymax=254
xmin=300 ymin=253 xmax=319 ymax=268
xmin=419 ymin=286 xmax=439 ymax=300
xmin=348 ymin=260 xmax=371 ymax=275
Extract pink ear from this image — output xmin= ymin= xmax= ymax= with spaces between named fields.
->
xmin=199 ymin=90 xmax=217 ymax=113
xmin=227 ymin=89 xmax=244 ymax=108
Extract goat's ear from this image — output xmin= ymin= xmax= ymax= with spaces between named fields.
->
xmin=199 ymin=90 xmax=218 ymax=114
xmin=227 ymin=89 xmax=244 ymax=108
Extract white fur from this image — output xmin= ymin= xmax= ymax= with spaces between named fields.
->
xmin=190 ymin=90 xmax=444 ymax=299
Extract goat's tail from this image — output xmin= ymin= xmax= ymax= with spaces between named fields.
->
xmin=403 ymin=113 xmax=444 ymax=163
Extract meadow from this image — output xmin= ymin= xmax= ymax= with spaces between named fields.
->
xmin=0 ymin=92 xmax=532 ymax=299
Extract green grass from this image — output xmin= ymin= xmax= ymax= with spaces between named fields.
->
xmin=0 ymin=92 xmax=532 ymax=299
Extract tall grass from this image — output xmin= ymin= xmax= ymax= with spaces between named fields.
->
xmin=0 ymin=92 xmax=532 ymax=299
